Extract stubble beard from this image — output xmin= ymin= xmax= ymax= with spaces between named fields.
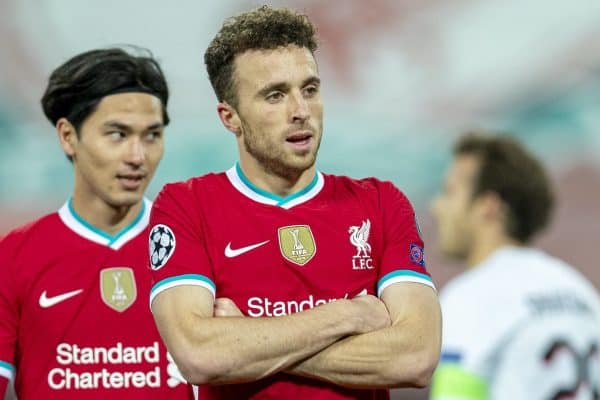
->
xmin=242 ymin=123 xmax=321 ymax=181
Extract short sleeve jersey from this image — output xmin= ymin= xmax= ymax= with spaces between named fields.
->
xmin=431 ymin=246 xmax=600 ymax=400
xmin=0 ymin=199 xmax=188 ymax=399
xmin=149 ymin=165 xmax=434 ymax=400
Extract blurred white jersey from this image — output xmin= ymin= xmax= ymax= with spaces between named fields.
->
xmin=432 ymin=246 xmax=600 ymax=400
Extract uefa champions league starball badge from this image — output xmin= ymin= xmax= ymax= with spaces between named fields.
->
xmin=149 ymin=224 xmax=176 ymax=270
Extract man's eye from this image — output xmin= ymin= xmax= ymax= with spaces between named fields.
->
xmin=266 ymin=92 xmax=284 ymax=102
xmin=108 ymin=131 xmax=126 ymax=140
xmin=303 ymin=85 xmax=319 ymax=97
xmin=146 ymin=131 xmax=162 ymax=141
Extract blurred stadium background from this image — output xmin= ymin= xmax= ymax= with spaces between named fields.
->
xmin=1 ymin=0 xmax=599 ymax=398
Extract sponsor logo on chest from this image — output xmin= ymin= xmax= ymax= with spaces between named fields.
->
xmin=47 ymin=342 xmax=186 ymax=390
xmin=247 ymin=288 xmax=368 ymax=317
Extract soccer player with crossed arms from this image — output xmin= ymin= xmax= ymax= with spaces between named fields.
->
xmin=0 ymin=47 xmax=188 ymax=399
xmin=149 ymin=6 xmax=442 ymax=400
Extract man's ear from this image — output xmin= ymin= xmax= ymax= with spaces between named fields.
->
xmin=56 ymin=118 xmax=78 ymax=158
xmin=475 ymin=191 xmax=505 ymax=222
xmin=217 ymin=102 xmax=242 ymax=136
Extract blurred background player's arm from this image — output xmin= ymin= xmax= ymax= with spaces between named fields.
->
xmin=151 ymin=284 xmax=391 ymax=385
xmin=429 ymin=362 xmax=488 ymax=400
xmin=285 ymin=282 xmax=441 ymax=388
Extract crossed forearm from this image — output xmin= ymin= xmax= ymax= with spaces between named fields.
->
xmin=161 ymin=296 xmax=389 ymax=385
xmin=286 ymin=323 xmax=427 ymax=388
xmin=190 ymin=305 xmax=354 ymax=384
xmin=286 ymin=285 xmax=442 ymax=388
xmin=174 ymin=285 xmax=440 ymax=388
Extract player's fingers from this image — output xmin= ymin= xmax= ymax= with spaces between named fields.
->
xmin=214 ymin=306 xmax=243 ymax=317
xmin=214 ymin=297 xmax=238 ymax=309
xmin=214 ymin=297 xmax=244 ymax=317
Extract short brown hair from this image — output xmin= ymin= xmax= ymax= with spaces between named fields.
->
xmin=204 ymin=5 xmax=318 ymax=107
xmin=454 ymin=132 xmax=554 ymax=243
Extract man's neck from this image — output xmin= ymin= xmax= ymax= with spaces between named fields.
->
xmin=238 ymin=160 xmax=316 ymax=198
xmin=70 ymin=194 xmax=143 ymax=236
xmin=466 ymin=233 xmax=521 ymax=269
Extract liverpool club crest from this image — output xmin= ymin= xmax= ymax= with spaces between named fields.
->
xmin=349 ymin=220 xmax=374 ymax=270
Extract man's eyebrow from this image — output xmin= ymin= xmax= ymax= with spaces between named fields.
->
xmin=146 ymin=122 xmax=164 ymax=130
xmin=102 ymin=121 xmax=164 ymax=130
xmin=257 ymin=82 xmax=290 ymax=98
xmin=301 ymin=76 xmax=320 ymax=87
xmin=256 ymin=76 xmax=320 ymax=98
xmin=103 ymin=121 xmax=131 ymax=131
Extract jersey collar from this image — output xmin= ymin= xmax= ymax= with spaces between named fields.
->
xmin=58 ymin=198 xmax=151 ymax=250
xmin=226 ymin=163 xmax=324 ymax=209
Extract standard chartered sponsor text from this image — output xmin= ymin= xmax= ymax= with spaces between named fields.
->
xmin=48 ymin=367 xmax=160 ymax=390
xmin=49 ymin=342 xmax=161 ymax=390
xmin=247 ymin=293 xmax=350 ymax=317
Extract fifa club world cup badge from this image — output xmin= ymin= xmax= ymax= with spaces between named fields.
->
xmin=278 ymin=225 xmax=316 ymax=266
xmin=100 ymin=267 xmax=137 ymax=312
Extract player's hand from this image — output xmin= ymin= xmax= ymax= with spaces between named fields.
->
xmin=350 ymin=295 xmax=391 ymax=334
xmin=214 ymin=297 xmax=244 ymax=317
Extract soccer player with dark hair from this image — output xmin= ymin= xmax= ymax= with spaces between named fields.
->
xmin=0 ymin=47 xmax=188 ymax=399
xmin=430 ymin=132 xmax=600 ymax=399
xmin=148 ymin=6 xmax=441 ymax=400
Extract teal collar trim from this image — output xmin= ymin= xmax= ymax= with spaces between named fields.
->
xmin=226 ymin=163 xmax=324 ymax=209
xmin=59 ymin=198 xmax=151 ymax=249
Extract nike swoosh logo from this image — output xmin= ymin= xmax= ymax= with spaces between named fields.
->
xmin=225 ymin=240 xmax=270 ymax=258
xmin=39 ymin=289 xmax=83 ymax=308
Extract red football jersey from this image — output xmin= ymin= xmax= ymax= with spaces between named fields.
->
xmin=0 ymin=199 xmax=188 ymax=399
xmin=149 ymin=165 xmax=434 ymax=400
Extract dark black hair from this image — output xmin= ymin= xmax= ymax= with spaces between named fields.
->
xmin=41 ymin=46 xmax=169 ymax=133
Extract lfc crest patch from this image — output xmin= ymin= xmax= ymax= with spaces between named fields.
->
xmin=100 ymin=267 xmax=137 ymax=312
xmin=349 ymin=219 xmax=374 ymax=270
xmin=278 ymin=225 xmax=316 ymax=266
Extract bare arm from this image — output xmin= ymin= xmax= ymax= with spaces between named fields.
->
xmin=152 ymin=286 xmax=390 ymax=385
xmin=286 ymin=283 xmax=442 ymax=388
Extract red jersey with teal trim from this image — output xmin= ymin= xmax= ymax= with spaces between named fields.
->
xmin=149 ymin=165 xmax=434 ymax=400
xmin=0 ymin=199 xmax=188 ymax=399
